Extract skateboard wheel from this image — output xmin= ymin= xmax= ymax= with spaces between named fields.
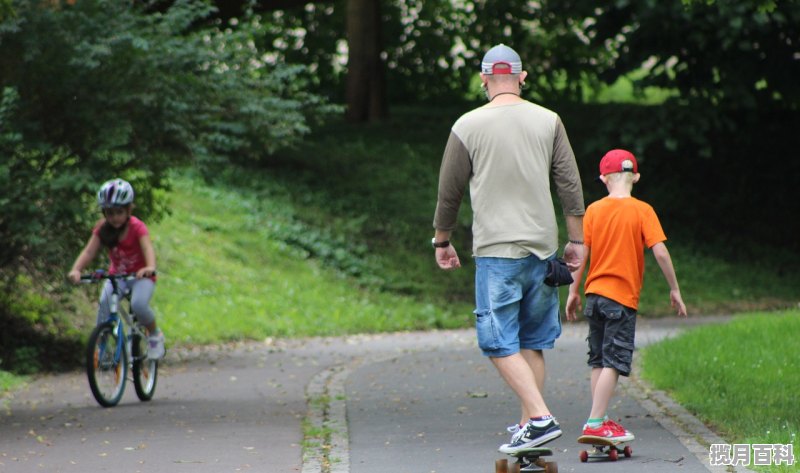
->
xmin=495 ymin=458 xmax=508 ymax=473
xmin=509 ymin=463 xmax=521 ymax=473
xmin=544 ymin=461 xmax=558 ymax=473
xmin=624 ymin=446 xmax=633 ymax=458
xmin=579 ymin=450 xmax=589 ymax=463
xmin=609 ymin=448 xmax=619 ymax=461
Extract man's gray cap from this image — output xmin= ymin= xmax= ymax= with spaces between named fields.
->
xmin=481 ymin=44 xmax=523 ymax=75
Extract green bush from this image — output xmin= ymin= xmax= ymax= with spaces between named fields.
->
xmin=0 ymin=273 xmax=85 ymax=374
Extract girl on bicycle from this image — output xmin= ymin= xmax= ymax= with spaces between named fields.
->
xmin=68 ymin=178 xmax=165 ymax=360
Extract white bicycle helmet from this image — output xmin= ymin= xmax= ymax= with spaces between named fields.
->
xmin=97 ymin=178 xmax=135 ymax=208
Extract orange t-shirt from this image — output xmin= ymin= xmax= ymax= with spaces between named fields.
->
xmin=583 ymin=196 xmax=666 ymax=309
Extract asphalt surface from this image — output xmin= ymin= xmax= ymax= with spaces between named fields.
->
xmin=0 ymin=317 xmax=753 ymax=473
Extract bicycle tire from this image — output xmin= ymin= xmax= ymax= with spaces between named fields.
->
xmin=131 ymin=333 xmax=158 ymax=401
xmin=86 ymin=322 xmax=127 ymax=407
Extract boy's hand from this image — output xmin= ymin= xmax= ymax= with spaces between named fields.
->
xmin=67 ymin=270 xmax=81 ymax=284
xmin=671 ymin=290 xmax=687 ymax=317
xmin=137 ymin=267 xmax=156 ymax=279
xmin=565 ymin=292 xmax=582 ymax=321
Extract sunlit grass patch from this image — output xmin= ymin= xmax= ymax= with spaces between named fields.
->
xmin=641 ymin=311 xmax=799 ymax=472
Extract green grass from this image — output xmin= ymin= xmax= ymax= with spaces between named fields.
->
xmin=150 ymin=174 xmax=472 ymax=344
xmin=0 ymin=371 xmax=26 ymax=393
xmin=584 ymin=70 xmax=679 ymax=105
xmin=637 ymin=247 xmax=799 ymax=316
xmin=641 ymin=311 xmax=800 ymax=472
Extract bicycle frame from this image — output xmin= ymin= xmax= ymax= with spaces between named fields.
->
xmin=82 ymin=270 xmax=159 ymax=407
xmin=103 ymin=276 xmax=148 ymax=369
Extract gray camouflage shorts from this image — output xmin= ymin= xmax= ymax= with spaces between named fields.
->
xmin=584 ymin=294 xmax=637 ymax=377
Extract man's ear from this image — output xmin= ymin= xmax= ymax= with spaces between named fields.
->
xmin=632 ymin=173 xmax=641 ymax=184
xmin=519 ymin=70 xmax=528 ymax=86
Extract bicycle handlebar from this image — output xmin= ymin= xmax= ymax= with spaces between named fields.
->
xmin=79 ymin=270 xmax=157 ymax=283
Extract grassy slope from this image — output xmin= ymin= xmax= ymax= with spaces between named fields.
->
xmin=641 ymin=311 xmax=799 ymax=472
xmin=151 ymin=175 xmax=472 ymax=344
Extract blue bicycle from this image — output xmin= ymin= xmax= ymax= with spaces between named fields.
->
xmin=80 ymin=270 xmax=158 ymax=407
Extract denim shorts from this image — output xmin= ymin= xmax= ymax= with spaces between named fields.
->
xmin=584 ymin=294 xmax=637 ymax=376
xmin=474 ymin=255 xmax=561 ymax=357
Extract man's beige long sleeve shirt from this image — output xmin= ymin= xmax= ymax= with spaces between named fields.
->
xmin=433 ymin=101 xmax=585 ymax=259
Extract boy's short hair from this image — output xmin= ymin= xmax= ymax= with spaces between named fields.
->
xmin=605 ymin=172 xmax=636 ymax=185
xmin=599 ymin=149 xmax=638 ymax=176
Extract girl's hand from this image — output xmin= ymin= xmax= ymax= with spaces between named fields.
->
xmin=137 ymin=267 xmax=156 ymax=279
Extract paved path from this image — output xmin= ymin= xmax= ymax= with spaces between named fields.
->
xmin=0 ymin=317 xmax=751 ymax=473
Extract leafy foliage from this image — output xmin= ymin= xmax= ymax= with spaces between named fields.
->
xmin=0 ymin=0 xmax=339 ymax=370
xmin=0 ymin=0 xmax=339 ymax=274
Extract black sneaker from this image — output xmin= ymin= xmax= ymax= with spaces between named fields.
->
xmin=498 ymin=418 xmax=562 ymax=453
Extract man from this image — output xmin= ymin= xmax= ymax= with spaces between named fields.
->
xmin=431 ymin=44 xmax=585 ymax=453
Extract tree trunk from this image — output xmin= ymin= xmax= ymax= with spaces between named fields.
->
xmin=345 ymin=0 xmax=387 ymax=122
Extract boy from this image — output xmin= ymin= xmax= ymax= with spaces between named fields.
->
xmin=565 ymin=149 xmax=687 ymax=440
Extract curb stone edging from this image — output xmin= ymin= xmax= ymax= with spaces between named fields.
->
xmin=302 ymin=365 xmax=329 ymax=473
xmin=303 ymin=354 xmax=400 ymax=473
xmin=303 ymin=363 xmax=355 ymax=473
xmin=301 ymin=330 xmax=475 ymax=473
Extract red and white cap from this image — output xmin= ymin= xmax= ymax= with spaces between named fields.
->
xmin=599 ymin=149 xmax=638 ymax=176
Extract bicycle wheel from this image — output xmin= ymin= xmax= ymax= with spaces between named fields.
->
xmin=86 ymin=322 xmax=127 ymax=407
xmin=131 ymin=332 xmax=158 ymax=401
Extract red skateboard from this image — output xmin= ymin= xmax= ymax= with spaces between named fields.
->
xmin=578 ymin=435 xmax=633 ymax=462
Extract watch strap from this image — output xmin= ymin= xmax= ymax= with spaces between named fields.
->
xmin=431 ymin=238 xmax=450 ymax=248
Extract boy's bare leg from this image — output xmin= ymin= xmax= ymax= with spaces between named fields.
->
xmin=589 ymin=367 xmax=619 ymax=419
xmin=492 ymin=353 xmax=550 ymax=422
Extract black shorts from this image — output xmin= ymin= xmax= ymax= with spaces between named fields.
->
xmin=584 ymin=294 xmax=637 ymax=377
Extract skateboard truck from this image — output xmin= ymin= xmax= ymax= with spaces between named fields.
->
xmin=496 ymin=447 xmax=558 ymax=473
xmin=577 ymin=435 xmax=633 ymax=462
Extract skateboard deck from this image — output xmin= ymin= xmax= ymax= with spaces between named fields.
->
xmin=496 ymin=447 xmax=558 ymax=473
xmin=577 ymin=435 xmax=633 ymax=462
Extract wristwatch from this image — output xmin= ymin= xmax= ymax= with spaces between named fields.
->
xmin=431 ymin=237 xmax=450 ymax=249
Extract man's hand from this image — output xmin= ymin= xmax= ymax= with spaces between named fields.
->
xmin=563 ymin=241 xmax=584 ymax=272
xmin=435 ymin=246 xmax=461 ymax=270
